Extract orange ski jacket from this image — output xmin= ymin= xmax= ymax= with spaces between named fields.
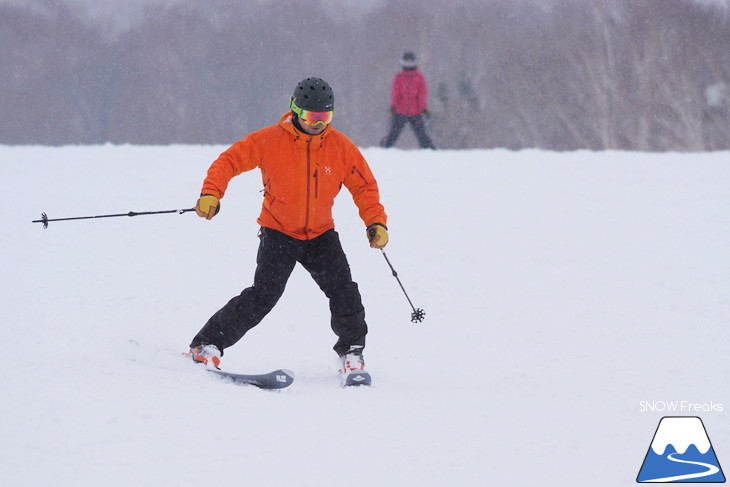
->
xmin=201 ymin=112 xmax=387 ymax=240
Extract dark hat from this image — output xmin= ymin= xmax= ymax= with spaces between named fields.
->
xmin=291 ymin=77 xmax=334 ymax=112
xmin=400 ymin=52 xmax=417 ymax=68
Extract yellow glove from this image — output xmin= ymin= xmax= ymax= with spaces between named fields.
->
xmin=367 ymin=224 xmax=389 ymax=249
xmin=195 ymin=195 xmax=220 ymax=220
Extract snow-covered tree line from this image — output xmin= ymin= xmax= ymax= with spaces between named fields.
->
xmin=1 ymin=0 xmax=728 ymax=150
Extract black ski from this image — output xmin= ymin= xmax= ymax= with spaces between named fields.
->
xmin=208 ymin=368 xmax=294 ymax=389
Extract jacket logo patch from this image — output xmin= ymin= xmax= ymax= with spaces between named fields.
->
xmin=324 ymin=166 xmax=332 ymax=175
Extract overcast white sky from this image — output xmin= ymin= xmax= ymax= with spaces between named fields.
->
xmin=5 ymin=0 xmax=727 ymax=20
xmin=1 ymin=0 xmax=726 ymax=35
xmin=0 ymin=0 xmax=393 ymax=34
xmin=1 ymin=0 xmax=185 ymax=33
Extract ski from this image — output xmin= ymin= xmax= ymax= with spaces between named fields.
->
xmin=207 ymin=368 xmax=294 ymax=390
xmin=342 ymin=370 xmax=372 ymax=387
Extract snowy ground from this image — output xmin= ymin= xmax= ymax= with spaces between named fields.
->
xmin=3 ymin=144 xmax=729 ymax=486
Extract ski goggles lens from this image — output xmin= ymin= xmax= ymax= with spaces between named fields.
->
xmin=290 ymin=100 xmax=334 ymax=125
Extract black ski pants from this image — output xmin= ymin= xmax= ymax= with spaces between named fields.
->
xmin=190 ymin=227 xmax=367 ymax=356
xmin=382 ymin=113 xmax=435 ymax=149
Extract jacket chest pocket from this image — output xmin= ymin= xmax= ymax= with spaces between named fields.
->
xmin=313 ymin=165 xmax=341 ymax=199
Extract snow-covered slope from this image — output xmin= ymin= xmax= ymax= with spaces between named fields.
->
xmin=3 ymin=145 xmax=729 ymax=486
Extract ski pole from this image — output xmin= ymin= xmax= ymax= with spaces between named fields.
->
xmin=379 ymin=249 xmax=425 ymax=323
xmin=32 ymin=207 xmax=196 ymax=229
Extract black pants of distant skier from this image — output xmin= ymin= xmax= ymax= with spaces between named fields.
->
xmin=382 ymin=113 xmax=435 ymax=149
xmin=190 ymin=227 xmax=367 ymax=356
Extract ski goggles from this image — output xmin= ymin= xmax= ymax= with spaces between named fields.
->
xmin=290 ymin=99 xmax=334 ymax=126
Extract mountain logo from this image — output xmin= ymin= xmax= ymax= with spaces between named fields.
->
xmin=637 ymin=416 xmax=725 ymax=483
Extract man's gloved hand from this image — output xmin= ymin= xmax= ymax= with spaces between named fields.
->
xmin=387 ymin=107 xmax=395 ymax=116
xmin=367 ymin=223 xmax=389 ymax=249
xmin=422 ymin=109 xmax=431 ymax=118
xmin=195 ymin=194 xmax=220 ymax=220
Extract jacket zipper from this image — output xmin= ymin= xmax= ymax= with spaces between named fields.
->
xmin=352 ymin=165 xmax=369 ymax=184
xmin=313 ymin=168 xmax=319 ymax=199
xmin=304 ymin=140 xmax=312 ymax=237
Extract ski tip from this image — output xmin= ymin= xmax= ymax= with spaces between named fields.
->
xmin=278 ymin=369 xmax=295 ymax=379
xmin=205 ymin=368 xmax=295 ymax=389
xmin=342 ymin=370 xmax=372 ymax=387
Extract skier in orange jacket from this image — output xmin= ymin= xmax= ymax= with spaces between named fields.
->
xmin=188 ymin=78 xmax=388 ymax=376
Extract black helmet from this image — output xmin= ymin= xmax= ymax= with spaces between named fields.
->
xmin=400 ymin=52 xmax=417 ymax=68
xmin=291 ymin=77 xmax=334 ymax=112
